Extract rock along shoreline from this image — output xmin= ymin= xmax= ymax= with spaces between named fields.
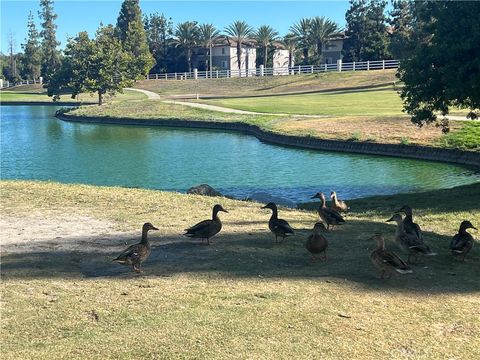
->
xmin=57 ymin=113 xmax=480 ymax=168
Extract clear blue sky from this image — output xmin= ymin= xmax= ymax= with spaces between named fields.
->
xmin=0 ymin=0 xmax=351 ymax=54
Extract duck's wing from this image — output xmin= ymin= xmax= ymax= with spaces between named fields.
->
xmin=114 ymin=243 xmax=144 ymax=263
xmin=405 ymin=222 xmax=423 ymax=241
xmin=274 ymin=218 xmax=294 ymax=234
xmin=381 ymin=250 xmax=412 ymax=273
xmin=325 ymin=208 xmax=345 ymax=223
xmin=184 ymin=219 xmax=212 ymax=235
xmin=450 ymin=233 xmax=471 ymax=252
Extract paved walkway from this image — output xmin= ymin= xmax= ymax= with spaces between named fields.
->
xmin=124 ymin=87 xmax=161 ymax=100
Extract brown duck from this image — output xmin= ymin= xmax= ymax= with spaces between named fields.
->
xmin=330 ymin=191 xmax=349 ymax=213
xmin=397 ymin=205 xmax=423 ymax=241
xmin=387 ymin=213 xmax=437 ymax=263
xmin=113 ymin=222 xmax=158 ymax=273
xmin=306 ymin=222 xmax=328 ymax=261
xmin=184 ymin=204 xmax=228 ymax=245
xmin=262 ymin=202 xmax=294 ymax=242
xmin=311 ymin=192 xmax=345 ymax=230
xmin=370 ymin=233 xmax=412 ymax=279
xmin=450 ymin=220 xmax=476 ymax=261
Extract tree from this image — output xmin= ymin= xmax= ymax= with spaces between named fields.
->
xmin=290 ymin=18 xmax=311 ymax=65
xmin=115 ymin=0 xmax=154 ymax=79
xmin=398 ymin=1 xmax=480 ymax=129
xmin=343 ymin=0 xmax=390 ymax=61
xmin=173 ymin=21 xmax=199 ymax=73
xmin=48 ymin=25 xmax=132 ymax=105
xmin=39 ymin=0 xmax=60 ymax=80
xmin=309 ymin=16 xmax=340 ymax=65
xmin=144 ymin=13 xmax=173 ymax=73
xmin=282 ymin=33 xmax=297 ymax=68
xmin=21 ymin=11 xmax=42 ymax=80
xmin=255 ymin=25 xmax=279 ymax=67
xmin=388 ymin=0 xmax=414 ymax=60
xmin=198 ymin=24 xmax=220 ymax=73
xmin=224 ymin=20 xmax=254 ymax=75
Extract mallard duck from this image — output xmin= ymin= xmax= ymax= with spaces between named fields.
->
xmin=113 ymin=222 xmax=158 ymax=273
xmin=330 ymin=191 xmax=349 ymax=213
xmin=387 ymin=213 xmax=437 ymax=263
xmin=184 ymin=204 xmax=228 ymax=245
xmin=450 ymin=220 xmax=476 ymax=261
xmin=311 ymin=192 xmax=345 ymax=230
xmin=397 ymin=205 xmax=423 ymax=241
xmin=262 ymin=202 xmax=294 ymax=242
xmin=306 ymin=222 xmax=328 ymax=261
xmin=370 ymin=233 xmax=412 ymax=279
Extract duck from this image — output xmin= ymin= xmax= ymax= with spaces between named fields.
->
xmin=262 ymin=202 xmax=294 ymax=242
xmin=450 ymin=220 xmax=476 ymax=261
xmin=113 ymin=222 xmax=158 ymax=273
xmin=330 ymin=191 xmax=349 ymax=213
xmin=311 ymin=192 xmax=345 ymax=230
xmin=397 ymin=205 xmax=423 ymax=241
xmin=369 ymin=233 xmax=412 ymax=279
xmin=387 ymin=213 xmax=437 ymax=263
xmin=306 ymin=222 xmax=328 ymax=261
xmin=184 ymin=204 xmax=228 ymax=245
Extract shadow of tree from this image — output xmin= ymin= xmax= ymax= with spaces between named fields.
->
xmin=2 ymin=218 xmax=478 ymax=294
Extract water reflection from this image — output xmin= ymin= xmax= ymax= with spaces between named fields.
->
xmin=1 ymin=105 xmax=479 ymax=204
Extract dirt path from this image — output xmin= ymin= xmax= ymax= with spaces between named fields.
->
xmin=124 ymin=87 xmax=161 ymax=100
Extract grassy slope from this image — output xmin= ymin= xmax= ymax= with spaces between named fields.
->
xmin=0 ymin=87 xmax=146 ymax=103
xmin=1 ymin=180 xmax=479 ymax=359
xmin=136 ymin=69 xmax=398 ymax=97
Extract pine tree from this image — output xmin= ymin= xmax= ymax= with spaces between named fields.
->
xmin=144 ymin=13 xmax=173 ymax=73
xmin=388 ymin=0 xmax=414 ymax=60
xmin=21 ymin=11 xmax=42 ymax=80
xmin=115 ymin=0 xmax=154 ymax=79
xmin=39 ymin=0 xmax=60 ymax=80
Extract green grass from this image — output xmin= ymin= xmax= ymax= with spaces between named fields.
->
xmin=1 ymin=180 xmax=479 ymax=359
xmin=0 ymin=88 xmax=146 ymax=103
xmin=439 ymin=121 xmax=480 ymax=150
xmin=197 ymin=86 xmax=404 ymax=116
xmin=137 ymin=69 xmax=398 ymax=97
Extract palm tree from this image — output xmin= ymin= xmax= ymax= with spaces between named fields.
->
xmin=254 ymin=25 xmax=279 ymax=67
xmin=282 ymin=33 xmax=297 ymax=68
xmin=198 ymin=23 xmax=220 ymax=75
xmin=309 ymin=16 xmax=340 ymax=65
xmin=290 ymin=18 xmax=311 ymax=65
xmin=224 ymin=20 xmax=254 ymax=76
xmin=174 ymin=21 xmax=199 ymax=72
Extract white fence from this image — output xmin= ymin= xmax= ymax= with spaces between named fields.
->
xmin=0 ymin=78 xmax=43 ymax=89
xmin=145 ymin=59 xmax=399 ymax=81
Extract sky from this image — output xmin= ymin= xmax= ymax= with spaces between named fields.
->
xmin=0 ymin=0 xmax=351 ymax=54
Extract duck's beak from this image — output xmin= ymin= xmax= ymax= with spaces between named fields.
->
xmin=261 ymin=205 xmax=268 ymax=209
xmin=152 ymin=226 xmax=159 ymax=230
xmin=472 ymin=226 xmax=478 ymax=230
xmin=310 ymin=194 xmax=318 ymax=199
xmin=222 ymin=209 xmax=229 ymax=213
xmin=386 ymin=216 xmax=394 ymax=222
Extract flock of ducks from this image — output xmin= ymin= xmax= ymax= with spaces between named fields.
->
xmin=113 ymin=191 xmax=476 ymax=278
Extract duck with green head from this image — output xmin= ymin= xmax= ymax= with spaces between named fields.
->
xmin=450 ymin=220 xmax=476 ymax=261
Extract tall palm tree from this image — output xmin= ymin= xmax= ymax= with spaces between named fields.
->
xmin=309 ymin=16 xmax=340 ymax=65
xmin=282 ymin=33 xmax=297 ymax=68
xmin=174 ymin=21 xmax=199 ymax=72
xmin=254 ymin=25 xmax=279 ymax=67
xmin=290 ymin=18 xmax=311 ymax=65
xmin=224 ymin=20 xmax=254 ymax=76
xmin=198 ymin=23 xmax=220 ymax=75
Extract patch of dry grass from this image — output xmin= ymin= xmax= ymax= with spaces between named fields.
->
xmin=1 ymin=180 xmax=479 ymax=359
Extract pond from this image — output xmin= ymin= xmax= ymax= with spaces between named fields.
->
xmin=1 ymin=105 xmax=479 ymax=206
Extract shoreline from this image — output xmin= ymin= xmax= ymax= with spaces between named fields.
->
xmin=57 ymin=113 xmax=480 ymax=168
xmin=0 ymin=101 xmax=93 ymax=106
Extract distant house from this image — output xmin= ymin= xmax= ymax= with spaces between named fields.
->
xmin=192 ymin=37 xmax=256 ymax=76
xmin=322 ymin=33 xmax=345 ymax=64
xmin=271 ymin=41 xmax=293 ymax=75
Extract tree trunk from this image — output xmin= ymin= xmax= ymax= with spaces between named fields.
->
xmin=264 ymin=46 xmax=267 ymax=67
xmin=205 ymin=46 xmax=209 ymax=72
xmin=187 ymin=48 xmax=192 ymax=73
xmin=303 ymin=47 xmax=309 ymax=65
xmin=289 ymin=51 xmax=293 ymax=68
xmin=98 ymin=91 xmax=103 ymax=105
xmin=237 ymin=42 xmax=242 ymax=77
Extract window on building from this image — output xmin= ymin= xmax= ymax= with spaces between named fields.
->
xmin=326 ymin=57 xmax=333 ymax=64
xmin=222 ymin=47 xmax=225 ymax=55
xmin=221 ymin=60 xmax=228 ymax=68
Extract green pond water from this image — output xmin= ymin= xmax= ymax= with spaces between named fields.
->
xmin=1 ymin=105 xmax=479 ymax=206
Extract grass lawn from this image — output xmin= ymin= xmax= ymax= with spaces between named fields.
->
xmin=1 ymin=180 xmax=479 ymax=359
xmin=197 ymin=86 xmax=405 ymax=116
xmin=0 ymin=87 xmax=146 ymax=104
xmin=136 ymin=69 xmax=398 ymax=97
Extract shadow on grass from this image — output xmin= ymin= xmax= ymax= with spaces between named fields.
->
xmin=2 ymin=218 xmax=479 ymax=294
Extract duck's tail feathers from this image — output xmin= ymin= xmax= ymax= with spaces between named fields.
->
xmin=113 ymin=258 xmax=127 ymax=264
xmin=452 ymin=249 xmax=464 ymax=254
xmin=395 ymin=268 xmax=413 ymax=274
xmin=425 ymin=252 xmax=438 ymax=256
